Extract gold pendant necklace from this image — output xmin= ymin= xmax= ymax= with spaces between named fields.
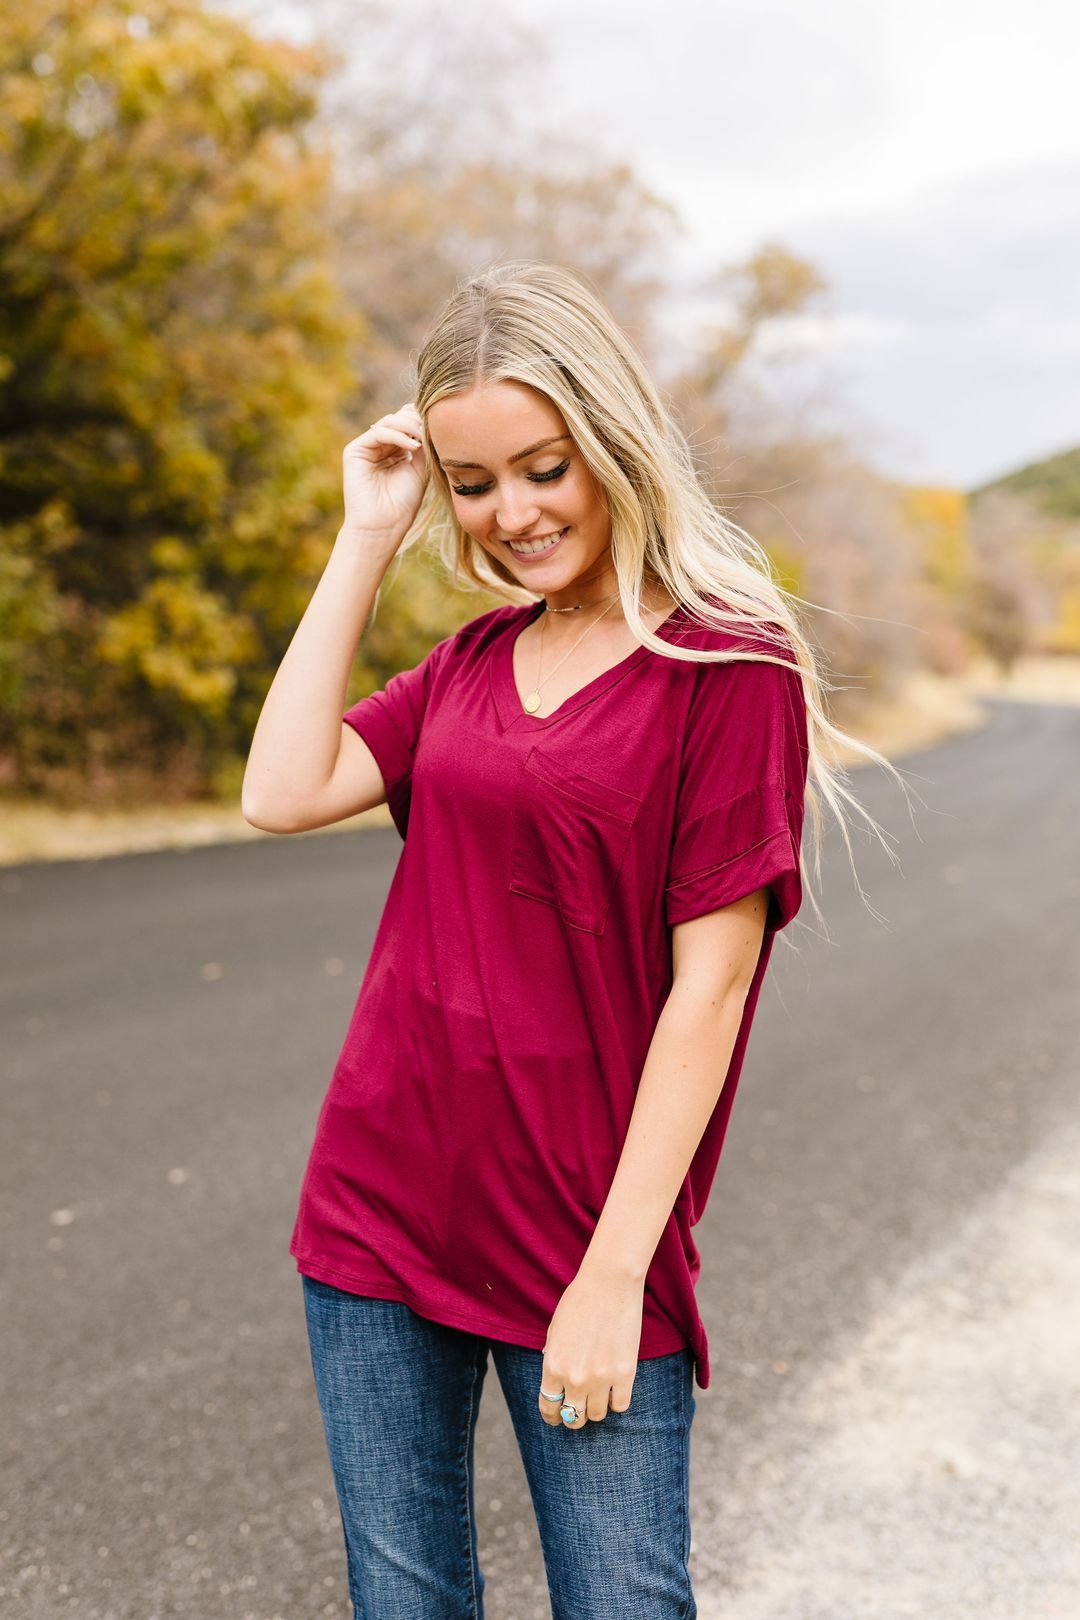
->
xmin=522 ymin=598 xmax=620 ymax=714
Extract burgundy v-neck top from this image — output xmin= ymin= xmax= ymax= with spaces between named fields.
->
xmin=290 ymin=598 xmax=809 ymax=1389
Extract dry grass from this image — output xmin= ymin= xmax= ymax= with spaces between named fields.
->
xmin=0 ymin=797 xmax=395 ymax=866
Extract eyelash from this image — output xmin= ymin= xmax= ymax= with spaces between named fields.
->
xmin=451 ymin=460 xmax=571 ymax=498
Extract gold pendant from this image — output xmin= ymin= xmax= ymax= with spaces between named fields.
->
xmin=524 ymin=688 xmax=543 ymax=714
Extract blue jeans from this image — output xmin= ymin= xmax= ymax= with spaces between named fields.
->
xmin=301 ymin=1276 xmax=697 ymax=1619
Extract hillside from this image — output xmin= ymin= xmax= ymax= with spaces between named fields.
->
xmin=970 ymin=444 xmax=1080 ymax=519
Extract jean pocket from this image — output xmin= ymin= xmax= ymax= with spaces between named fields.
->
xmin=508 ymin=743 xmax=643 ymax=936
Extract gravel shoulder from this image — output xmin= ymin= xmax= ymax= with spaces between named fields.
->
xmin=697 ymin=1105 xmax=1080 ymax=1620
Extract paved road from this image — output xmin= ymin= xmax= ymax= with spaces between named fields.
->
xmin=2 ymin=696 xmax=1077 ymax=1620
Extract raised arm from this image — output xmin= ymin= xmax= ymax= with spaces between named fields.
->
xmin=241 ymin=404 xmax=429 ymax=834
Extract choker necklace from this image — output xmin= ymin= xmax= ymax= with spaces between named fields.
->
xmin=543 ymin=590 xmax=621 ymax=614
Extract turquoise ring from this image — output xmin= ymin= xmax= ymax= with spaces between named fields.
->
xmin=560 ymin=1403 xmax=580 ymax=1425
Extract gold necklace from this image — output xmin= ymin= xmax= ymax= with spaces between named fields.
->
xmin=522 ymin=599 xmax=621 ymax=714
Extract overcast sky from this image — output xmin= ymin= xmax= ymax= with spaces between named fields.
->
xmin=499 ymin=0 xmax=1080 ymax=490
xmin=257 ymin=0 xmax=1079 ymax=491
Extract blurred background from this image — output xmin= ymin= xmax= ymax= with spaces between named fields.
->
xmin=2 ymin=0 xmax=1079 ymax=847
xmin=2 ymin=4 xmax=1079 ymax=1618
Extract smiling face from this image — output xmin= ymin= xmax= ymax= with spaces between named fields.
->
xmin=426 ymin=378 xmax=617 ymax=609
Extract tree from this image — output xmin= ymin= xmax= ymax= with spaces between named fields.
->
xmin=0 ymin=0 xmax=357 ymax=800
xmin=965 ymin=486 xmax=1080 ymax=664
xmin=289 ymin=0 xmax=681 ymax=417
xmin=682 ymin=241 xmax=829 ymax=399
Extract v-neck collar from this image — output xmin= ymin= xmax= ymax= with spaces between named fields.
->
xmin=491 ymin=598 xmax=689 ymax=732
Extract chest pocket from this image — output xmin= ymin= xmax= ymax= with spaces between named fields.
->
xmin=509 ymin=742 xmax=644 ymax=936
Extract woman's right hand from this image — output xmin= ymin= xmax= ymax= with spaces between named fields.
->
xmin=340 ymin=402 xmax=430 ymax=550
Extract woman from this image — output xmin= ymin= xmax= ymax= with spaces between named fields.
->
xmin=242 ymin=261 xmax=903 ymax=1619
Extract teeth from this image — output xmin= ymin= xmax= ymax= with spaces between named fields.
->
xmin=508 ymin=529 xmax=565 ymax=555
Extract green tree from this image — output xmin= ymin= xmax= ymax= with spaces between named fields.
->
xmin=0 ymin=0 xmax=358 ymax=801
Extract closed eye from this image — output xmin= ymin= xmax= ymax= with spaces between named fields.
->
xmin=452 ymin=460 xmax=571 ymax=498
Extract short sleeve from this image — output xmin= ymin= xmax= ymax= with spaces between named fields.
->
xmin=343 ymin=634 xmax=452 ymax=839
xmin=663 ymin=640 xmax=809 ymax=933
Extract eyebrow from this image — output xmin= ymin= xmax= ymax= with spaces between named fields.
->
xmin=440 ymin=434 xmax=572 ymax=471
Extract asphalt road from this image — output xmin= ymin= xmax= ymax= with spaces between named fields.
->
xmin=2 ymin=695 xmax=1078 ymax=1620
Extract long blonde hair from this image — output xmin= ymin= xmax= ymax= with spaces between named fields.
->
xmin=403 ymin=258 xmax=912 ymax=939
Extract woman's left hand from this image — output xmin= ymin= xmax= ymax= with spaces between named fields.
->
xmin=538 ymin=1262 xmax=645 ymax=1428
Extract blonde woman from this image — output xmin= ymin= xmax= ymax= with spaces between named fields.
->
xmin=243 ymin=261 xmax=903 ymax=1619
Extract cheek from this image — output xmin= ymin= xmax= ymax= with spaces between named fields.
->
xmin=570 ymin=471 xmax=608 ymax=527
xmin=460 ymin=508 xmax=504 ymax=554
xmin=450 ymin=498 xmax=486 ymax=537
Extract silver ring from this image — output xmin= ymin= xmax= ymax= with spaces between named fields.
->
xmin=540 ymin=1386 xmax=564 ymax=1402
xmin=559 ymin=1402 xmax=581 ymax=1425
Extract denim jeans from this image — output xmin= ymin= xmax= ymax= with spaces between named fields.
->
xmin=301 ymin=1275 xmax=697 ymax=1619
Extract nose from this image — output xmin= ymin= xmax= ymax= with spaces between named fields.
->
xmin=495 ymin=492 xmax=542 ymax=538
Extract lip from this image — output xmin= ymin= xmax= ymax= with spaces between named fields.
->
xmin=504 ymin=527 xmax=569 ymax=562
